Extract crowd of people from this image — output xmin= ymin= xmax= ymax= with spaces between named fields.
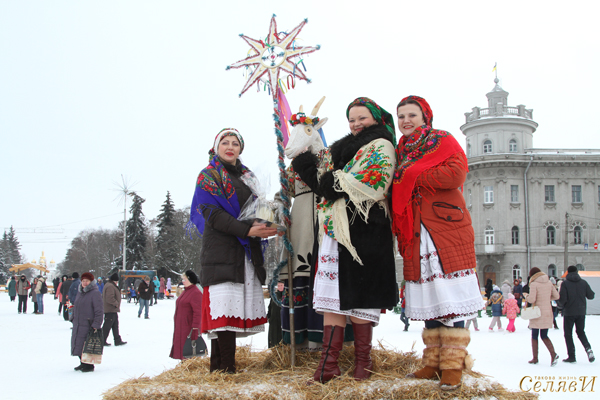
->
xmin=4 ymin=94 xmax=596 ymax=388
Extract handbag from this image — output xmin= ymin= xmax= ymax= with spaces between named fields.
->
xmin=182 ymin=328 xmax=207 ymax=358
xmin=520 ymin=302 xmax=541 ymax=320
xmin=81 ymin=326 xmax=104 ymax=364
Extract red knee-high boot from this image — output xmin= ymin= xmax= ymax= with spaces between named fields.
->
xmin=313 ymin=325 xmax=345 ymax=383
xmin=352 ymin=322 xmax=374 ymax=381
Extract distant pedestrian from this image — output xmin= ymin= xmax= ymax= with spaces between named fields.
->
xmin=35 ymin=276 xmax=47 ymax=314
xmin=525 ymin=267 xmax=560 ymax=366
xmin=97 ymin=277 xmax=104 ymax=295
xmin=7 ymin=276 xmax=17 ymax=301
xmin=16 ymin=275 xmax=30 ymax=314
xmin=30 ymin=277 xmax=38 ymax=314
xmin=558 ymin=265 xmax=595 ymax=363
xmin=503 ymin=293 xmax=519 ymax=333
xmin=169 ymin=270 xmax=203 ymax=360
xmin=500 ymin=280 xmax=512 ymax=300
xmin=487 ymin=289 xmax=503 ymax=331
xmin=399 ymin=280 xmax=410 ymax=332
xmin=152 ymin=276 xmax=159 ymax=305
xmin=71 ymin=272 xmax=103 ymax=373
xmin=137 ymin=276 xmax=154 ymax=319
xmin=512 ymin=279 xmax=523 ymax=310
xmin=549 ymin=276 xmax=559 ymax=329
xmin=56 ymin=275 xmax=68 ymax=315
xmin=68 ymin=272 xmax=81 ymax=305
xmin=484 ymin=279 xmax=493 ymax=301
xmin=102 ymin=273 xmax=127 ymax=347
xmin=159 ymin=277 xmax=166 ymax=300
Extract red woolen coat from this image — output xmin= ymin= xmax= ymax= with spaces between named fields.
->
xmin=169 ymin=284 xmax=203 ymax=360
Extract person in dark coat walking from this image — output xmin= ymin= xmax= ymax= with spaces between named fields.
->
xmin=512 ymin=279 xmax=523 ymax=310
xmin=137 ymin=276 xmax=154 ymax=319
xmin=67 ymin=272 xmax=81 ymax=305
xmin=71 ymin=272 xmax=103 ymax=372
xmin=169 ymin=270 xmax=203 ymax=360
xmin=102 ymin=273 xmax=127 ymax=347
xmin=16 ymin=275 xmax=30 ymax=314
xmin=558 ymin=265 xmax=595 ymax=363
xmin=8 ymin=276 xmax=17 ymax=301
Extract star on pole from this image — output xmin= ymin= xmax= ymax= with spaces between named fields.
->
xmin=226 ymin=14 xmax=320 ymax=98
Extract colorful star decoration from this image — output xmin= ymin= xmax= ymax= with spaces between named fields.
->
xmin=226 ymin=14 xmax=320 ymax=98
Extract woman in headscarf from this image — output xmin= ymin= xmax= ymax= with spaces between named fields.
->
xmin=291 ymin=97 xmax=398 ymax=383
xmin=391 ymin=95 xmax=484 ymax=390
xmin=189 ymin=128 xmax=277 ymax=373
xmin=170 ymin=270 xmax=203 ymax=360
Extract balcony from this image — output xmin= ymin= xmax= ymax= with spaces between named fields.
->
xmin=475 ymin=243 xmax=505 ymax=255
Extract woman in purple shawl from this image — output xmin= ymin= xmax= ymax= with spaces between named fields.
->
xmin=190 ymin=128 xmax=277 ymax=373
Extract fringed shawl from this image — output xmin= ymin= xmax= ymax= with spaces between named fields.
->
xmin=391 ymin=125 xmax=467 ymax=252
xmin=189 ymin=156 xmax=253 ymax=253
xmin=318 ymin=138 xmax=396 ymax=264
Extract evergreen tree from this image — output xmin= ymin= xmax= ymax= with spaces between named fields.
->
xmin=156 ymin=191 xmax=177 ymax=272
xmin=2 ymin=226 xmax=22 ymax=265
xmin=125 ymin=192 xmax=147 ymax=270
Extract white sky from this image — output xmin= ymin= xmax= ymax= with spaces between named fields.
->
xmin=2 ymin=0 xmax=599 ymax=264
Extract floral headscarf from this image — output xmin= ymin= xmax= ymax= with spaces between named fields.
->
xmin=209 ymin=128 xmax=245 ymax=162
xmin=346 ymin=97 xmax=396 ymax=145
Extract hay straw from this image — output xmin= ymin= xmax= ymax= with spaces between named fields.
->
xmin=103 ymin=343 xmax=538 ymax=400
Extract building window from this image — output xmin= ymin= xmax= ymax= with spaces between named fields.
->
xmin=484 ymin=186 xmax=494 ymax=203
xmin=598 ymin=185 xmax=600 ymax=203
xmin=511 ymin=226 xmax=519 ymax=245
xmin=573 ymin=226 xmax=582 ymax=244
xmin=510 ymin=185 xmax=519 ymax=202
xmin=545 ymin=185 xmax=555 ymax=202
xmin=512 ymin=265 xmax=521 ymax=281
xmin=483 ymin=140 xmax=492 ymax=154
xmin=467 ymin=143 xmax=471 ymax=157
xmin=509 ymin=139 xmax=517 ymax=152
xmin=572 ymin=185 xmax=582 ymax=203
xmin=485 ymin=227 xmax=495 ymax=245
xmin=547 ymin=226 xmax=556 ymax=245
xmin=548 ymin=264 xmax=556 ymax=278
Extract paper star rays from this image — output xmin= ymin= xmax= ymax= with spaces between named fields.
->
xmin=226 ymin=14 xmax=320 ymax=98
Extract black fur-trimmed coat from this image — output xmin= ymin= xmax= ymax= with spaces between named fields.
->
xmin=292 ymin=125 xmax=399 ymax=310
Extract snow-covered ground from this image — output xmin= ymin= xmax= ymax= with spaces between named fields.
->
xmin=1 ymin=293 xmax=597 ymax=399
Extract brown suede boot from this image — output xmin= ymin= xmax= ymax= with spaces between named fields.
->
xmin=542 ymin=338 xmax=559 ymax=367
xmin=313 ymin=325 xmax=345 ymax=383
xmin=439 ymin=327 xmax=473 ymax=391
xmin=406 ymin=328 xmax=441 ymax=380
xmin=352 ymin=322 xmax=373 ymax=381
xmin=528 ymin=339 xmax=539 ymax=364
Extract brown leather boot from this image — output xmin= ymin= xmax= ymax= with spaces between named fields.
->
xmin=528 ymin=339 xmax=539 ymax=364
xmin=217 ymin=331 xmax=237 ymax=373
xmin=210 ymin=339 xmax=221 ymax=372
xmin=439 ymin=327 xmax=472 ymax=391
xmin=406 ymin=327 xmax=441 ymax=380
xmin=313 ymin=325 xmax=344 ymax=383
xmin=542 ymin=338 xmax=559 ymax=366
xmin=352 ymin=322 xmax=373 ymax=381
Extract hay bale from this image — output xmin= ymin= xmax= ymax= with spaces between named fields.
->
xmin=103 ymin=343 xmax=538 ymax=400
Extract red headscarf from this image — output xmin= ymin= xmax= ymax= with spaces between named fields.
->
xmin=397 ymin=95 xmax=433 ymax=127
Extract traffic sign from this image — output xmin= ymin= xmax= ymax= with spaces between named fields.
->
xmin=595 ymin=243 xmax=598 ymax=250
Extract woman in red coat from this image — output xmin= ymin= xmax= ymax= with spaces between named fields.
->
xmin=169 ymin=270 xmax=203 ymax=360
xmin=392 ymin=96 xmax=485 ymax=390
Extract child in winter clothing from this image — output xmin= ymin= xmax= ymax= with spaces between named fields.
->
xmin=129 ymin=286 xmax=138 ymax=304
xmin=488 ymin=290 xmax=504 ymax=331
xmin=503 ymin=293 xmax=519 ymax=333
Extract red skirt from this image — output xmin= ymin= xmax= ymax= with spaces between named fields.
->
xmin=201 ymin=286 xmax=267 ymax=333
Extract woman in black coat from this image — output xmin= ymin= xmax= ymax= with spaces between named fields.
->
xmin=291 ymin=97 xmax=398 ymax=383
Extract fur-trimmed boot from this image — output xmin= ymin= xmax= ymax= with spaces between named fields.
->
xmin=352 ymin=322 xmax=373 ymax=381
xmin=313 ymin=325 xmax=345 ymax=383
xmin=439 ymin=327 xmax=473 ymax=391
xmin=406 ymin=328 xmax=441 ymax=380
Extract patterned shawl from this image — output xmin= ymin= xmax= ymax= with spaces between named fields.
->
xmin=391 ymin=125 xmax=467 ymax=253
xmin=317 ymin=137 xmax=396 ymax=264
xmin=189 ymin=151 xmax=254 ymax=253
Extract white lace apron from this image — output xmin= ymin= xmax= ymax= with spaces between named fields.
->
xmin=405 ymin=224 xmax=484 ymax=326
xmin=206 ymin=257 xmax=266 ymax=339
xmin=313 ymin=235 xmax=381 ymax=325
